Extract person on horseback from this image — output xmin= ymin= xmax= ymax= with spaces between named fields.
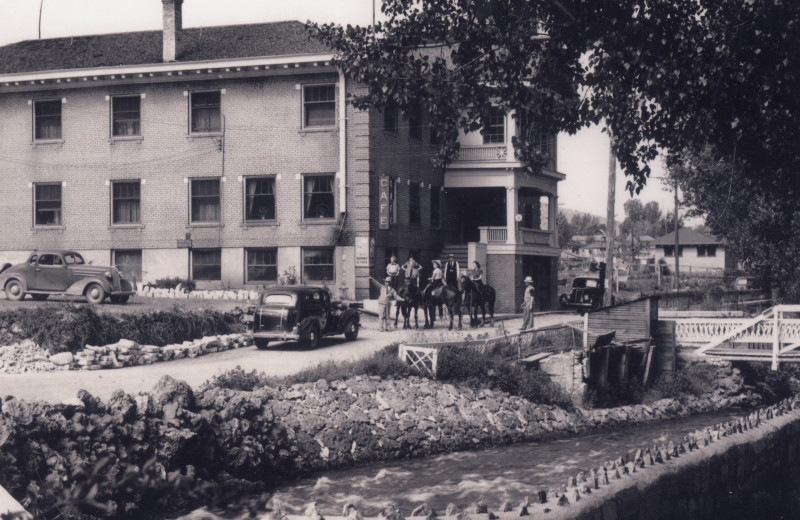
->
xmin=470 ymin=261 xmax=484 ymax=288
xmin=386 ymin=255 xmax=401 ymax=290
xmin=402 ymin=254 xmax=421 ymax=287
xmin=423 ymin=259 xmax=443 ymax=302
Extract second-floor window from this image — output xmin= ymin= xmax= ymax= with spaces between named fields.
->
xmin=383 ymin=102 xmax=398 ymax=133
xmin=245 ymin=177 xmax=276 ymax=221
xmin=408 ymin=104 xmax=422 ymax=140
xmin=430 ymin=187 xmax=440 ymax=227
xmin=112 ymin=95 xmax=141 ymax=137
xmin=482 ymin=107 xmax=505 ymax=144
xmin=191 ymin=91 xmax=221 ymax=133
xmin=409 ymin=182 xmax=421 ymax=225
xmin=34 ymin=183 xmax=62 ymax=226
xmin=304 ymin=174 xmax=335 ymax=219
xmin=34 ymin=100 xmax=62 ymax=140
xmin=112 ymin=180 xmax=141 ymax=224
xmin=303 ymin=85 xmax=336 ymax=128
xmin=191 ymin=179 xmax=220 ymax=223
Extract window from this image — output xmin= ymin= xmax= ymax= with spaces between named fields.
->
xmin=429 ymin=122 xmax=441 ymax=145
xmin=383 ymin=102 xmax=398 ymax=133
xmin=304 ymin=174 xmax=335 ymax=219
xmin=430 ymin=187 xmax=440 ymax=227
xmin=113 ymin=249 xmax=142 ymax=282
xmin=112 ymin=95 xmax=141 ymax=136
xmin=37 ymin=254 xmax=63 ymax=266
xmin=34 ymin=100 xmax=62 ymax=140
xmin=246 ymin=248 xmax=278 ymax=282
xmin=112 ymin=181 xmax=141 ymax=224
xmin=664 ymin=246 xmax=684 ymax=258
xmin=408 ymin=104 xmax=422 ymax=140
xmin=697 ymin=245 xmax=717 ymax=257
xmin=303 ymin=85 xmax=336 ymax=128
xmin=481 ymin=107 xmax=505 ymax=144
xmin=409 ymin=182 xmax=421 ymax=225
xmin=245 ymin=177 xmax=275 ymax=221
xmin=34 ymin=183 xmax=62 ymax=226
xmin=191 ymin=91 xmax=221 ymax=133
xmin=191 ymin=179 xmax=220 ymax=223
xmin=192 ymin=249 xmax=221 ymax=280
xmin=303 ymin=248 xmax=335 ymax=282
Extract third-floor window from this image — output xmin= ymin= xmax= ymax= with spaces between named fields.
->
xmin=112 ymin=95 xmax=141 ymax=137
xmin=34 ymin=100 xmax=62 ymax=140
xmin=303 ymin=85 xmax=336 ymax=128
xmin=191 ymin=91 xmax=221 ymax=133
xmin=482 ymin=107 xmax=505 ymax=144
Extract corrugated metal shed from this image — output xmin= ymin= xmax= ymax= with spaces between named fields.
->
xmin=587 ymin=296 xmax=659 ymax=343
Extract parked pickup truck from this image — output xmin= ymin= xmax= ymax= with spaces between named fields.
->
xmin=245 ymin=286 xmax=360 ymax=349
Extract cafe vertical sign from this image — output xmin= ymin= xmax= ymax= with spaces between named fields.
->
xmin=379 ymin=175 xmax=390 ymax=230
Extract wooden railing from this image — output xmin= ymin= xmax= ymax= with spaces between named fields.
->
xmin=456 ymin=145 xmax=509 ymax=162
xmin=520 ymin=228 xmax=552 ymax=245
xmin=478 ymin=226 xmax=508 ymax=243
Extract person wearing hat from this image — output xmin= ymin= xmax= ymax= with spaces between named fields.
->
xmin=378 ymin=276 xmax=404 ymax=332
xmin=386 ymin=255 xmax=401 ymax=290
xmin=521 ymin=276 xmax=536 ymax=330
xmin=423 ymin=259 xmax=444 ymax=302
xmin=401 ymin=254 xmax=422 ymax=287
xmin=443 ymin=253 xmax=461 ymax=290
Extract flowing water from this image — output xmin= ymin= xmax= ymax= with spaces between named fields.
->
xmin=269 ymin=409 xmax=743 ymax=515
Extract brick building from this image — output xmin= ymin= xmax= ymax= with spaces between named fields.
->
xmin=0 ymin=0 xmax=564 ymax=312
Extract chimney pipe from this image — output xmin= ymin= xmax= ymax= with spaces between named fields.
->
xmin=161 ymin=0 xmax=183 ymax=62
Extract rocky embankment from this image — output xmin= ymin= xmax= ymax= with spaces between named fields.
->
xmin=0 ymin=361 xmax=753 ymax=518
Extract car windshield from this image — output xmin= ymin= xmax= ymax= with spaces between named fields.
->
xmin=263 ymin=294 xmax=294 ymax=305
xmin=63 ymin=253 xmax=85 ymax=265
xmin=573 ymin=278 xmax=599 ymax=288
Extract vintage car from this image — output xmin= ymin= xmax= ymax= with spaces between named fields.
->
xmin=246 ymin=286 xmax=361 ymax=349
xmin=0 ymin=250 xmax=135 ymax=304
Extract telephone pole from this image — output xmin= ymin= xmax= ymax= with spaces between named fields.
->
xmin=604 ymin=133 xmax=616 ymax=307
xmin=673 ymin=180 xmax=680 ymax=292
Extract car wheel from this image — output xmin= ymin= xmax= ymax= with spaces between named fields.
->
xmin=254 ymin=338 xmax=270 ymax=350
xmin=4 ymin=280 xmax=24 ymax=301
xmin=110 ymin=295 xmax=129 ymax=305
xmin=344 ymin=319 xmax=359 ymax=341
xmin=559 ymin=294 xmax=569 ymax=308
xmin=31 ymin=294 xmax=49 ymax=301
xmin=304 ymin=323 xmax=320 ymax=349
xmin=85 ymin=283 xmax=106 ymax=304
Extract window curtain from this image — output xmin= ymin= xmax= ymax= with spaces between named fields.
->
xmin=113 ymin=182 xmax=140 ymax=224
xmin=192 ymin=180 xmax=220 ymax=222
xmin=246 ymin=179 xmax=257 ymax=217
xmin=35 ymin=101 xmax=62 ymax=140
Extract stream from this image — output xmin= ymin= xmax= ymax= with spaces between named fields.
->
xmin=269 ymin=409 xmax=743 ymax=515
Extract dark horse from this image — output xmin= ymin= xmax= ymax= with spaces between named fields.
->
xmin=461 ymin=275 xmax=496 ymax=327
xmin=423 ymin=284 xmax=463 ymax=330
xmin=394 ymin=277 xmax=421 ymax=329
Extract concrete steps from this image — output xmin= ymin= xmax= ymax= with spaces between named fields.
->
xmin=441 ymin=244 xmax=468 ymax=267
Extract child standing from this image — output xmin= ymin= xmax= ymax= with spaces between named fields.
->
xmin=378 ymin=276 xmax=404 ymax=331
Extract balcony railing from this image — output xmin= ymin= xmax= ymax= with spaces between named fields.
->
xmin=479 ymin=226 xmax=508 ymax=243
xmin=456 ymin=145 xmax=509 ymax=162
xmin=520 ymin=228 xmax=552 ymax=245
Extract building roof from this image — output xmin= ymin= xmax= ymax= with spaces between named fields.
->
xmin=0 ymin=21 xmax=329 ymax=75
xmin=653 ymin=228 xmax=723 ymax=246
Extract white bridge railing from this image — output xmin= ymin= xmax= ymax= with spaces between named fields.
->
xmin=673 ymin=305 xmax=800 ymax=369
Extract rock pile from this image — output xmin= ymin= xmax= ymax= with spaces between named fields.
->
xmin=64 ymin=334 xmax=250 ymax=370
xmin=0 ymin=339 xmax=55 ymax=374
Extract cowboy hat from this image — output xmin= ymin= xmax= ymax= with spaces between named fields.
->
xmin=433 ymin=260 xmax=442 ymax=267
xmin=384 ymin=276 xmax=393 ymax=282
xmin=448 ymin=253 xmax=455 ymax=257
xmin=524 ymin=276 xmax=534 ymax=284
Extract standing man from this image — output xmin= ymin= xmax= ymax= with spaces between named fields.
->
xmin=521 ymin=276 xmax=536 ymax=330
xmin=402 ymin=254 xmax=422 ymax=287
xmin=378 ymin=276 xmax=404 ymax=332
xmin=386 ymin=255 xmax=401 ymax=290
xmin=443 ymin=253 xmax=460 ymax=289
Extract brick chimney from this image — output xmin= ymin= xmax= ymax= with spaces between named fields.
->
xmin=161 ymin=0 xmax=183 ymax=62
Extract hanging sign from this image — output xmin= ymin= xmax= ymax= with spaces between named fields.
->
xmin=379 ymin=176 xmax=390 ymax=230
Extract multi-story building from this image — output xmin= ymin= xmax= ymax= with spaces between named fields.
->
xmin=0 ymin=0 xmax=565 ymax=312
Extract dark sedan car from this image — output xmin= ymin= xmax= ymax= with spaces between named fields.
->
xmin=0 ymin=250 xmax=135 ymax=304
xmin=245 ymin=286 xmax=360 ymax=349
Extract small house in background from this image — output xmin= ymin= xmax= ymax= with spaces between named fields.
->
xmin=653 ymin=228 xmax=736 ymax=273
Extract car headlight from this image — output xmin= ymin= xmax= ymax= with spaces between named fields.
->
xmin=583 ymin=294 xmax=591 ymax=302
xmin=104 ymin=271 xmax=113 ymax=279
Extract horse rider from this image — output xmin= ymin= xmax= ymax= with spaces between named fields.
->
xmin=386 ymin=255 xmax=401 ymax=290
xmin=423 ymin=259 xmax=444 ymax=301
xmin=402 ymin=254 xmax=422 ymax=287
xmin=443 ymin=253 xmax=460 ymax=290
xmin=470 ymin=260 xmax=484 ymax=288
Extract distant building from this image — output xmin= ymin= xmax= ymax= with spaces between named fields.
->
xmin=653 ymin=228 xmax=736 ymax=272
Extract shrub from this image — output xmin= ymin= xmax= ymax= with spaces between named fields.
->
xmin=0 ymin=304 xmax=245 ymax=353
xmin=644 ymin=362 xmax=719 ymax=403
xmin=278 ymin=266 xmax=298 ymax=286
xmin=204 ymin=366 xmax=270 ymax=392
xmin=145 ymin=277 xmax=196 ymax=292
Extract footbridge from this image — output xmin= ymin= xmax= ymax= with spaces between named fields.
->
xmin=674 ymin=305 xmax=800 ymax=369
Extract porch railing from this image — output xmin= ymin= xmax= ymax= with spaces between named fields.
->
xmin=479 ymin=226 xmax=508 ymax=243
xmin=456 ymin=145 xmax=509 ymax=162
xmin=520 ymin=228 xmax=552 ymax=246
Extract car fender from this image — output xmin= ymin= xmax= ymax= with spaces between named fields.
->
xmin=66 ymin=277 xmax=114 ymax=296
xmin=0 ymin=273 xmax=27 ymax=291
xmin=0 ymin=263 xmax=11 ymax=275
xmin=298 ymin=316 xmax=322 ymax=335
xmin=337 ymin=309 xmax=360 ymax=333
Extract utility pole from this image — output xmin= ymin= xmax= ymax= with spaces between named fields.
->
xmin=604 ymin=133 xmax=616 ymax=307
xmin=673 ymin=179 xmax=680 ymax=292
xmin=38 ymin=0 xmax=44 ymax=39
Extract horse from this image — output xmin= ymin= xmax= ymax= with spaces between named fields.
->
xmin=460 ymin=275 xmax=496 ymax=327
xmin=422 ymin=284 xmax=463 ymax=330
xmin=394 ymin=277 xmax=421 ymax=329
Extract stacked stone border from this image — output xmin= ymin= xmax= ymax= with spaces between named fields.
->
xmin=268 ymin=396 xmax=800 ymax=520
xmin=136 ymin=286 xmax=259 ymax=301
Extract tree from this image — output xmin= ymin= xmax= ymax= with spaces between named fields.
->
xmin=556 ymin=211 xmax=575 ymax=249
xmin=309 ymin=0 xmax=799 ymax=293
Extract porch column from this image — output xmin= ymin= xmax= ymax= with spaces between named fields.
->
xmin=551 ymin=195 xmax=558 ymax=248
xmin=506 ymin=187 xmax=517 ymax=244
xmin=506 ymin=110 xmax=517 ymax=163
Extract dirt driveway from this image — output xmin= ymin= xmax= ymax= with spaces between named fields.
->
xmin=0 ymin=295 xmax=577 ymax=402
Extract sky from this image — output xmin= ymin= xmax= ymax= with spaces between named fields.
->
xmin=0 ymin=0 xmax=678 ymax=223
